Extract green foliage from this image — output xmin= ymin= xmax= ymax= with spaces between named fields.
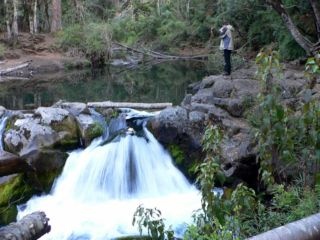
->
xmin=255 ymin=48 xmax=282 ymax=93
xmin=185 ymin=124 xmax=242 ymax=239
xmin=168 ymin=145 xmax=184 ymax=165
xmin=278 ymin=32 xmax=306 ymax=60
xmin=57 ymin=22 xmax=112 ymax=66
xmin=241 ymin=183 xmax=320 ymax=236
xmin=132 ymin=205 xmax=174 ymax=240
xmin=251 ymin=49 xmax=320 ymax=187
xmin=305 ymin=52 xmax=320 ymax=76
xmin=305 ymin=52 xmax=320 ymax=88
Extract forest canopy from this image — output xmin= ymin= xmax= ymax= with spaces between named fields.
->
xmin=0 ymin=0 xmax=319 ymax=60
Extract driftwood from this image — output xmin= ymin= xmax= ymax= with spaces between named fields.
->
xmin=247 ymin=212 xmax=320 ymax=240
xmin=0 ymin=211 xmax=51 ymax=240
xmin=113 ymin=42 xmax=209 ymax=60
xmin=87 ymin=101 xmax=172 ymax=109
xmin=0 ymin=61 xmax=31 ymax=76
xmin=0 ymin=76 xmax=30 ymax=82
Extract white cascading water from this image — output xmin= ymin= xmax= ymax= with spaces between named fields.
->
xmin=17 ymin=111 xmax=201 ymax=240
xmin=0 ymin=115 xmax=8 ymax=151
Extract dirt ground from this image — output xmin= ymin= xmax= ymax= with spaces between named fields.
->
xmin=0 ymin=33 xmax=83 ymax=73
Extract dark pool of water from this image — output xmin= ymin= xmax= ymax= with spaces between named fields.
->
xmin=0 ymin=60 xmax=209 ymax=110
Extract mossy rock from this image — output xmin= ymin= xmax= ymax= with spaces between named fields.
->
xmin=0 ymin=169 xmax=63 ymax=225
xmin=0 ymin=174 xmax=34 ymax=225
xmin=86 ymin=122 xmax=104 ymax=141
xmin=52 ymin=115 xmax=80 ymax=150
xmin=5 ymin=114 xmax=20 ymax=132
xmin=167 ymin=144 xmax=198 ymax=181
xmin=95 ymin=108 xmax=119 ymax=123
xmin=32 ymin=166 xmax=64 ymax=193
xmin=0 ymin=205 xmax=17 ymax=226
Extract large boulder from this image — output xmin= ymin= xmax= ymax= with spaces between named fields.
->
xmin=148 ymin=106 xmax=205 ymax=179
xmin=0 ymin=151 xmax=33 ymax=177
xmin=35 ymin=107 xmax=79 ymax=148
xmin=52 ymin=101 xmax=105 ymax=146
xmin=5 ymin=107 xmax=79 ymax=154
xmin=3 ymin=107 xmax=79 ymax=185
xmin=150 ymin=65 xmax=262 ymax=182
xmin=75 ymin=113 xmax=104 ymax=146
xmin=153 ymin=63 xmax=317 ymax=185
xmin=4 ymin=116 xmax=58 ymax=155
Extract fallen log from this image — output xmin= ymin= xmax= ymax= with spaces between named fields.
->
xmin=0 ymin=76 xmax=30 ymax=81
xmin=246 ymin=212 xmax=320 ymax=240
xmin=87 ymin=101 xmax=172 ymax=110
xmin=0 ymin=61 xmax=31 ymax=76
xmin=0 ymin=211 xmax=51 ymax=240
xmin=0 ymin=151 xmax=34 ymax=177
xmin=113 ymin=42 xmax=209 ymax=60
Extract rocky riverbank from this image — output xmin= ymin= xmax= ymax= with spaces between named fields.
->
xmin=0 ymin=61 xmax=318 ymax=225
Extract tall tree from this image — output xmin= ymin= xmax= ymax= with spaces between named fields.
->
xmin=309 ymin=0 xmax=320 ymax=39
xmin=26 ymin=0 xmax=38 ymax=34
xmin=72 ymin=0 xmax=85 ymax=23
xmin=266 ymin=0 xmax=320 ymax=55
xmin=4 ymin=0 xmax=12 ymax=39
xmin=4 ymin=0 xmax=19 ymax=42
xmin=12 ymin=0 xmax=19 ymax=39
xmin=51 ymin=0 xmax=61 ymax=32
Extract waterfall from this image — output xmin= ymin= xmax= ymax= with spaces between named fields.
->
xmin=0 ymin=115 xmax=8 ymax=151
xmin=17 ymin=110 xmax=201 ymax=240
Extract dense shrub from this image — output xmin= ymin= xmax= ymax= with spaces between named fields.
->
xmin=57 ymin=22 xmax=112 ymax=67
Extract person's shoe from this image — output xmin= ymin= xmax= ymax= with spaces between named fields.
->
xmin=223 ymin=72 xmax=230 ymax=76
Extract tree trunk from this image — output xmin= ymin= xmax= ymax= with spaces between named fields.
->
xmin=50 ymin=0 xmax=62 ymax=32
xmin=28 ymin=0 xmax=34 ymax=34
xmin=0 ymin=61 xmax=31 ymax=76
xmin=266 ymin=0 xmax=313 ymax=55
xmin=12 ymin=0 xmax=19 ymax=41
xmin=72 ymin=0 xmax=85 ymax=23
xmin=309 ymin=0 xmax=320 ymax=40
xmin=157 ymin=0 xmax=161 ymax=16
xmin=4 ymin=0 xmax=12 ymax=40
xmin=186 ymin=0 xmax=190 ymax=20
xmin=0 ymin=211 xmax=51 ymax=240
xmin=34 ymin=0 xmax=38 ymax=33
xmin=87 ymin=101 xmax=172 ymax=109
xmin=44 ymin=0 xmax=51 ymax=32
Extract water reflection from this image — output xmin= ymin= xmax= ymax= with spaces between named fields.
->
xmin=0 ymin=61 xmax=208 ymax=110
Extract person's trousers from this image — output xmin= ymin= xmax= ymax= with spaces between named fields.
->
xmin=224 ymin=49 xmax=232 ymax=75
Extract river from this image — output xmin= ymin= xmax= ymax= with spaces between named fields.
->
xmin=0 ymin=61 xmax=208 ymax=110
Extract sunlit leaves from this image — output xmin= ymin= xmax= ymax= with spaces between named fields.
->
xmin=133 ymin=205 xmax=174 ymax=240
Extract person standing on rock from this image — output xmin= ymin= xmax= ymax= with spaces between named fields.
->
xmin=219 ymin=23 xmax=234 ymax=76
